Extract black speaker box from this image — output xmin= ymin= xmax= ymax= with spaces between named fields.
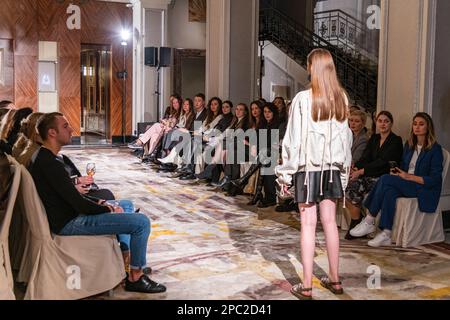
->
xmin=137 ymin=122 xmax=156 ymax=135
xmin=159 ymin=47 xmax=172 ymax=67
xmin=145 ymin=47 xmax=158 ymax=67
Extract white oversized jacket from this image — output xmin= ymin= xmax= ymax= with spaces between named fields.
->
xmin=275 ymin=89 xmax=353 ymax=204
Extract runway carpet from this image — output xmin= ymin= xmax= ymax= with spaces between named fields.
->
xmin=64 ymin=148 xmax=450 ymax=300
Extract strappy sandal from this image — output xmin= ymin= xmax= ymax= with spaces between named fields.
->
xmin=320 ymin=277 xmax=344 ymax=295
xmin=290 ymin=283 xmax=313 ymax=300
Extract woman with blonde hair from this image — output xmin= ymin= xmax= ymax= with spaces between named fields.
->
xmin=275 ymin=48 xmax=353 ymax=299
xmin=12 ymin=112 xmax=44 ymax=160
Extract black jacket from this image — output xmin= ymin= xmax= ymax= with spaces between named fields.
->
xmin=188 ymin=108 xmax=208 ymax=132
xmin=29 ymin=148 xmax=111 ymax=234
xmin=355 ymin=132 xmax=403 ymax=177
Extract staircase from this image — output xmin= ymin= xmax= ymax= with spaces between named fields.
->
xmin=260 ymin=4 xmax=378 ymax=113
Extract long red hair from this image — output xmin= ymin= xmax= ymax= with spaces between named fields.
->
xmin=308 ymin=49 xmax=348 ymax=123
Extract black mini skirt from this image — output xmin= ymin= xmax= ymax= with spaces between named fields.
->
xmin=294 ymin=170 xmax=344 ymax=204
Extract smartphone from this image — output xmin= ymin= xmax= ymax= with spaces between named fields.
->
xmin=389 ymin=161 xmax=399 ymax=174
xmin=389 ymin=161 xmax=398 ymax=169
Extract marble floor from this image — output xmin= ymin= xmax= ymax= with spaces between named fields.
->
xmin=62 ymin=148 xmax=450 ymax=300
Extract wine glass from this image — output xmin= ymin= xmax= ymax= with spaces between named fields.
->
xmin=86 ymin=163 xmax=96 ymax=177
xmin=85 ymin=163 xmax=96 ymax=189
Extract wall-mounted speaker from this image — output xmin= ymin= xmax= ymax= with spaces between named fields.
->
xmin=145 ymin=47 xmax=158 ymax=67
xmin=159 ymin=47 xmax=172 ymax=67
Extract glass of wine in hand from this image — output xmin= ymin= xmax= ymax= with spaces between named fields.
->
xmin=85 ymin=163 xmax=96 ymax=189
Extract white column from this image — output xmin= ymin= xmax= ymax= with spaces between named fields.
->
xmin=377 ymin=0 xmax=436 ymax=139
xmin=206 ymin=0 xmax=230 ymax=99
xmin=132 ymin=0 xmax=145 ymax=135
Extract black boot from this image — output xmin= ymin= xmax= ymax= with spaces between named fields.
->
xmin=345 ymin=218 xmax=363 ymax=240
xmin=230 ymin=163 xmax=261 ymax=190
xmin=247 ymin=175 xmax=263 ymax=206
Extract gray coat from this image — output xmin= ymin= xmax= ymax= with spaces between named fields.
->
xmin=351 ymin=129 xmax=368 ymax=164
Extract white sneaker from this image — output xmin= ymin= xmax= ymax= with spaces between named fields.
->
xmin=349 ymin=220 xmax=376 ymax=238
xmin=158 ymin=149 xmax=177 ymax=164
xmin=368 ymin=232 xmax=392 ymax=247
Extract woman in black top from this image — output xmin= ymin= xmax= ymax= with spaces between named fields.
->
xmin=253 ymin=103 xmax=281 ymax=207
xmin=345 ymin=111 xmax=403 ymax=240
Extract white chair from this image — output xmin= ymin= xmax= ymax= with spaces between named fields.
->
xmin=392 ymin=148 xmax=450 ymax=248
xmin=16 ymin=164 xmax=125 ymax=300
xmin=0 ymin=156 xmax=21 ymax=300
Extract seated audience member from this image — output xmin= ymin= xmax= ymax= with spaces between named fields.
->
xmin=194 ymin=103 xmax=249 ymax=184
xmin=128 ymin=95 xmax=182 ymax=159
xmin=349 ymin=110 xmax=369 ymax=164
xmin=350 ymin=113 xmax=444 ymax=247
xmin=0 ymin=100 xmax=15 ymax=109
xmin=0 ymin=100 xmax=15 ymax=120
xmin=0 ymin=109 xmax=17 ymax=154
xmin=250 ymin=103 xmax=281 ymax=207
xmin=6 ymin=107 xmax=33 ymax=148
xmin=0 ymin=150 xmax=12 ymax=211
xmin=185 ymin=100 xmax=234 ymax=180
xmin=160 ymin=98 xmax=195 ymax=159
xmin=157 ymin=93 xmax=208 ymax=169
xmin=273 ymin=97 xmax=288 ymax=124
xmin=178 ymin=97 xmax=224 ymax=180
xmin=30 ymin=112 xmax=166 ymax=294
xmin=211 ymin=101 xmax=262 ymax=189
xmin=345 ymin=111 xmax=403 ymax=240
xmin=12 ymin=112 xmax=44 ymax=160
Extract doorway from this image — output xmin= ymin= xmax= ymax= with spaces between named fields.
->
xmin=173 ymin=49 xmax=206 ymax=99
xmin=80 ymin=44 xmax=111 ymax=144
xmin=0 ymin=39 xmax=14 ymax=102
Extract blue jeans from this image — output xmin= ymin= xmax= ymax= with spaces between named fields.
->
xmin=106 ymin=200 xmax=134 ymax=252
xmin=59 ymin=201 xmax=150 ymax=269
xmin=364 ymin=175 xmax=418 ymax=231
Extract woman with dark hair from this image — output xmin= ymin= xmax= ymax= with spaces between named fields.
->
xmin=345 ymin=111 xmax=403 ymax=240
xmin=160 ymin=98 xmax=195 ymax=158
xmin=177 ymin=97 xmax=225 ymax=180
xmin=350 ymin=113 xmax=444 ymax=247
xmin=250 ymin=103 xmax=281 ymax=207
xmin=273 ymin=97 xmax=288 ymax=124
xmin=248 ymin=100 xmax=264 ymax=130
xmin=198 ymin=103 xmax=249 ymax=185
xmin=128 ymin=95 xmax=182 ymax=158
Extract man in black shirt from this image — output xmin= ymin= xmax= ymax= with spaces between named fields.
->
xmin=30 ymin=112 xmax=166 ymax=294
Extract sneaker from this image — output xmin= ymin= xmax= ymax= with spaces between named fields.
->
xmin=349 ymin=220 xmax=376 ymax=238
xmin=368 ymin=232 xmax=392 ymax=247
xmin=125 ymin=275 xmax=166 ymax=294
xmin=128 ymin=142 xmax=143 ymax=150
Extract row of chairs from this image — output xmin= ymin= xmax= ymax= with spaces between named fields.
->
xmin=337 ymin=148 xmax=450 ymax=248
xmin=0 ymin=156 xmax=125 ymax=300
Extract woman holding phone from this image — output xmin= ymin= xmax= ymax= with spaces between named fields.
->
xmin=350 ymin=113 xmax=444 ymax=247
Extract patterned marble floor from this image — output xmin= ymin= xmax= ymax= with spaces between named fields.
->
xmin=64 ymin=148 xmax=450 ymax=300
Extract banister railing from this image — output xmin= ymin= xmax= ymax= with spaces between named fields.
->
xmin=314 ymin=9 xmax=378 ymax=64
xmin=259 ymin=4 xmax=378 ymax=113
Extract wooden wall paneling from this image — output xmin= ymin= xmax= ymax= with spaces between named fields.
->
xmin=0 ymin=0 xmax=133 ymax=138
xmin=13 ymin=0 xmax=38 ymax=109
xmin=59 ymin=57 xmax=81 ymax=135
